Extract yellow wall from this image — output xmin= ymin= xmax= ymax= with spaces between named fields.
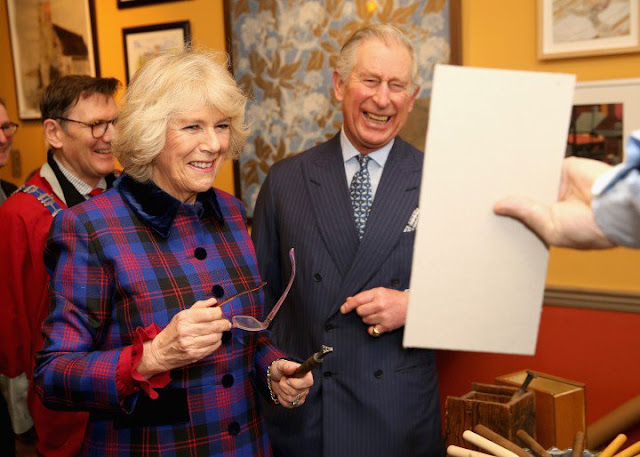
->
xmin=1 ymin=0 xmax=638 ymax=291
xmin=0 ymin=0 xmax=235 ymax=194
xmin=461 ymin=0 xmax=640 ymax=292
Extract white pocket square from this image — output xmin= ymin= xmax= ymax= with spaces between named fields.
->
xmin=403 ymin=208 xmax=419 ymax=232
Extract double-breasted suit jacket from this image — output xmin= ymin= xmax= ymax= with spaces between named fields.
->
xmin=252 ymin=134 xmax=441 ymax=457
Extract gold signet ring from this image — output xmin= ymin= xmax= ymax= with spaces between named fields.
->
xmin=372 ymin=326 xmax=381 ymax=337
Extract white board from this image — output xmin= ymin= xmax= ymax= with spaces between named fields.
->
xmin=403 ymin=65 xmax=575 ymax=355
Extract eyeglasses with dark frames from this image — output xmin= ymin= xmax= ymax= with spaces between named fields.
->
xmin=56 ymin=117 xmax=117 ymax=138
xmin=0 ymin=122 xmax=19 ymax=136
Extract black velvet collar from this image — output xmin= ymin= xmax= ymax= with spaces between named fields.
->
xmin=116 ymin=173 xmax=224 ymax=238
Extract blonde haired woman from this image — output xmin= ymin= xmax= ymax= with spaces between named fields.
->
xmin=35 ymin=49 xmax=312 ymax=456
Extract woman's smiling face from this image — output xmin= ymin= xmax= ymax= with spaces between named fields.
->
xmin=152 ymin=105 xmax=231 ymax=203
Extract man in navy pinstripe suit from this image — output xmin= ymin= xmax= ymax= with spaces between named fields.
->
xmin=253 ymin=24 xmax=441 ymax=457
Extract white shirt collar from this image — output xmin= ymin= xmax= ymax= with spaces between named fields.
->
xmin=340 ymin=128 xmax=394 ymax=168
xmin=53 ymin=154 xmax=107 ymax=196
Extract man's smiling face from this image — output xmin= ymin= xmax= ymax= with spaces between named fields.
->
xmin=333 ymin=38 xmax=418 ymax=155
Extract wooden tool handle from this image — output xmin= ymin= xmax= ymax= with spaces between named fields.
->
xmin=292 ymin=356 xmax=320 ymax=378
xmin=447 ymin=445 xmax=495 ymax=457
xmin=463 ymin=430 xmax=518 ymax=457
xmin=291 ymin=345 xmax=333 ymax=378
xmin=571 ymin=431 xmax=585 ymax=457
xmin=612 ymin=441 xmax=640 ymax=457
xmin=588 ymin=395 xmax=640 ymax=449
xmin=517 ymin=430 xmax=551 ymax=457
xmin=598 ymin=434 xmax=627 ymax=457
xmin=474 ymin=425 xmax=531 ymax=457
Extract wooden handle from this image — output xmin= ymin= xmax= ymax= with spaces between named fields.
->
xmin=587 ymin=396 xmax=640 ymax=449
xmin=517 ymin=430 xmax=551 ymax=457
xmin=474 ymin=424 xmax=531 ymax=457
xmin=612 ymin=441 xmax=640 ymax=457
xmin=291 ymin=355 xmax=320 ymax=378
xmin=447 ymin=445 xmax=495 ymax=457
xmin=571 ymin=431 xmax=585 ymax=457
xmin=598 ymin=434 xmax=627 ymax=457
xmin=463 ymin=430 xmax=518 ymax=457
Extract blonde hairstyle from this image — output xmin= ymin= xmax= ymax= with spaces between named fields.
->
xmin=335 ymin=23 xmax=418 ymax=89
xmin=113 ymin=48 xmax=249 ymax=183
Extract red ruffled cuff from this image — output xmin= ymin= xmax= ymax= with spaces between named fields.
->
xmin=116 ymin=323 xmax=171 ymax=400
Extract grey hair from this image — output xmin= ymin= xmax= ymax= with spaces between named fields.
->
xmin=113 ymin=48 xmax=249 ymax=183
xmin=335 ymin=23 xmax=418 ymax=88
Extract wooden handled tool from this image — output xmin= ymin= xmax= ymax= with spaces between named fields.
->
xmin=517 ymin=430 xmax=551 ymax=457
xmin=292 ymin=345 xmax=333 ymax=378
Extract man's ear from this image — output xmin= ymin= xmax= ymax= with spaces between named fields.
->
xmin=332 ymin=70 xmax=345 ymax=103
xmin=407 ymin=86 xmax=420 ymax=113
xmin=43 ymin=119 xmax=64 ymax=149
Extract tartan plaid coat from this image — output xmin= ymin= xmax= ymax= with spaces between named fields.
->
xmin=34 ymin=174 xmax=285 ymax=456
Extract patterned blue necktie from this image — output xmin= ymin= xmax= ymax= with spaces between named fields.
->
xmin=350 ymin=154 xmax=372 ymax=240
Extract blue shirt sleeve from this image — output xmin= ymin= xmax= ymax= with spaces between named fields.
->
xmin=592 ymin=130 xmax=640 ymax=248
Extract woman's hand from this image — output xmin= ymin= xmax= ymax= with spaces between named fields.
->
xmin=269 ymin=360 xmax=313 ymax=409
xmin=136 ymin=297 xmax=231 ymax=378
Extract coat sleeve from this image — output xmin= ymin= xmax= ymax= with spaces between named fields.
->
xmin=0 ymin=197 xmax=51 ymax=379
xmin=33 ymin=209 xmax=127 ymax=413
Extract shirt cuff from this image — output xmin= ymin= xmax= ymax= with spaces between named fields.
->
xmin=116 ymin=324 xmax=171 ymax=400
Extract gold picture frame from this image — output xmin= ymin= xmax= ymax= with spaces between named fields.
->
xmin=6 ymin=0 xmax=99 ymax=119
xmin=537 ymin=0 xmax=640 ymax=59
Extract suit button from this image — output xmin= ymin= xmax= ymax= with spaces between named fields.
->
xmin=211 ymin=284 xmax=224 ymax=298
xmin=374 ymin=369 xmax=384 ymax=379
xmin=323 ymin=371 xmax=333 ymax=379
xmin=194 ymin=247 xmax=207 ymax=260
xmin=222 ymin=374 xmax=234 ymax=388
xmin=313 ymin=273 xmax=322 ymax=282
xmin=390 ymin=279 xmax=401 ymax=287
xmin=222 ymin=331 xmax=232 ymax=344
xmin=324 ymin=322 xmax=335 ymax=331
xmin=227 ymin=421 xmax=240 ymax=435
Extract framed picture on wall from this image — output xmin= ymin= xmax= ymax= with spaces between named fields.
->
xmin=537 ymin=0 xmax=640 ymax=59
xmin=117 ymin=0 xmax=186 ymax=8
xmin=122 ymin=21 xmax=191 ymax=84
xmin=224 ymin=0 xmax=461 ymax=217
xmin=6 ymin=0 xmax=99 ymax=120
xmin=566 ymin=78 xmax=640 ymax=165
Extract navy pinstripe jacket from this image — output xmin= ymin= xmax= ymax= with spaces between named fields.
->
xmin=253 ymin=134 xmax=441 ymax=457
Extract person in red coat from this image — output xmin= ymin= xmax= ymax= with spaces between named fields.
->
xmin=0 ymin=98 xmax=18 ymax=204
xmin=0 ymin=75 xmax=120 ymax=457
xmin=0 ymin=97 xmax=19 ymax=457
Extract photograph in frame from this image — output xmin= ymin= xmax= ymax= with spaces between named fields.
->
xmin=122 ymin=21 xmax=191 ymax=84
xmin=570 ymin=78 xmax=640 ymax=163
xmin=6 ymin=0 xmax=99 ymax=120
xmin=566 ymin=103 xmax=623 ymax=165
xmin=537 ymin=0 xmax=640 ymax=59
xmin=225 ymin=0 xmax=461 ymax=217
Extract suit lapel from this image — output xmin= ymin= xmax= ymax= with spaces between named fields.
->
xmin=332 ymin=139 xmax=422 ymax=314
xmin=303 ymin=135 xmax=359 ymax=277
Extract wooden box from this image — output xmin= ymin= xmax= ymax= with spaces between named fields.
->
xmin=495 ymin=370 xmax=586 ymax=449
xmin=445 ymin=383 xmax=536 ymax=449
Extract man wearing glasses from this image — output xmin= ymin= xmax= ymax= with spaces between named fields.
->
xmin=0 ymin=98 xmax=18 ymax=205
xmin=0 ymin=75 xmax=120 ymax=457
